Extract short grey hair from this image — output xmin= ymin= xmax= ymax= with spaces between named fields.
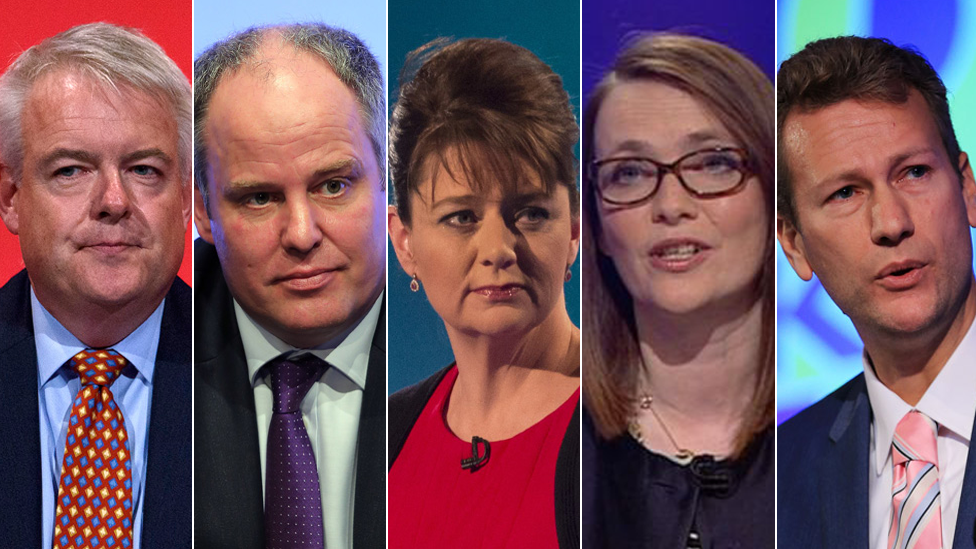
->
xmin=0 ymin=22 xmax=192 ymax=184
xmin=194 ymin=23 xmax=386 ymax=213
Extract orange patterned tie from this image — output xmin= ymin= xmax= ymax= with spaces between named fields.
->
xmin=53 ymin=349 xmax=133 ymax=549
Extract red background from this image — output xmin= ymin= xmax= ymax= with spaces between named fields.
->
xmin=0 ymin=0 xmax=193 ymax=286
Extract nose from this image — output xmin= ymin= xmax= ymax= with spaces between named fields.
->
xmin=476 ymin=212 xmax=517 ymax=270
xmin=92 ymin=170 xmax=132 ymax=221
xmin=281 ymin=197 xmax=323 ymax=254
xmin=869 ymin=186 xmax=914 ymax=246
xmin=650 ymin=172 xmax=697 ymax=224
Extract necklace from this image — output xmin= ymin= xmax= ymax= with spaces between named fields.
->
xmin=629 ymin=393 xmax=696 ymax=464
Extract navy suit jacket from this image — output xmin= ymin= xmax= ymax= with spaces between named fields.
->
xmin=193 ymin=240 xmax=387 ymax=548
xmin=0 ymin=269 xmax=192 ymax=547
xmin=778 ymin=374 xmax=976 ymax=549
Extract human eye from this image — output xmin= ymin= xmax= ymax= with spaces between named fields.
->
xmin=318 ymin=178 xmax=350 ymax=197
xmin=131 ymin=165 xmax=161 ymax=177
xmin=515 ymin=206 xmax=551 ymax=227
xmin=827 ymin=186 xmax=855 ymax=202
xmin=688 ymin=151 xmax=742 ymax=175
xmin=243 ymin=192 xmax=274 ymax=207
xmin=52 ymin=166 xmax=84 ymax=179
xmin=439 ymin=210 xmax=478 ymax=227
xmin=608 ymin=159 xmax=653 ymax=186
xmin=902 ymin=165 xmax=931 ymax=180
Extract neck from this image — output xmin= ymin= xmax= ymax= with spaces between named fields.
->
xmin=33 ymin=281 xmax=166 ymax=348
xmin=862 ymin=276 xmax=976 ymax=406
xmin=635 ymin=290 xmax=762 ymax=426
xmin=443 ymin=302 xmax=580 ymax=440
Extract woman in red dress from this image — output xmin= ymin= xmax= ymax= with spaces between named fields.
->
xmin=387 ymin=38 xmax=581 ymax=548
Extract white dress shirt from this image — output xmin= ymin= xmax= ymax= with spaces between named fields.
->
xmin=233 ymin=292 xmax=383 ymax=549
xmin=865 ymin=317 xmax=976 ymax=549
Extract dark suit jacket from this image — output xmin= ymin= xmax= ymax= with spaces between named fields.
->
xmin=0 ymin=269 xmax=192 ymax=548
xmin=778 ymin=373 xmax=976 ymax=549
xmin=193 ymin=240 xmax=386 ymax=548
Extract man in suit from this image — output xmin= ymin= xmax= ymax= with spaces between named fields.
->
xmin=0 ymin=23 xmax=192 ymax=548
xmin=777 ymin=36 xmax=976 ymax=548
xmin=193 ymin=24 xmax=386 ymax=549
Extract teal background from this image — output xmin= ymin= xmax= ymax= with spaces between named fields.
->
xmin=387 ymin=0 xmax=581 ymax=393
xmin=776 ymin=0 xmax=976 ymax=422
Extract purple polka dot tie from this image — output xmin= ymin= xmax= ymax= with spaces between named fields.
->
xmin=265 ymin=353 xmax=327 ymax=549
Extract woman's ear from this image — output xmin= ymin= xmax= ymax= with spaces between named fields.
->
xmin=388 ymin=205 xmax=417 ymax=276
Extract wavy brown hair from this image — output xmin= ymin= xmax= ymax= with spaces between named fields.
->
xmin=582 ymin=33 xmax=775 ymax=457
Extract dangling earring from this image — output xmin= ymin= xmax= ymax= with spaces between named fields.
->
xmin=564 ymin=268 xmax=572 ymax=282
xmin=410 ymin=274 xmax=420 ymax=292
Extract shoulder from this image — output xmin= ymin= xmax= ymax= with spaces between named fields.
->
xmin=0 ymin=271 xmax=32 ymax=348
xmin=779 ymin=374 xmax=866 ymax=445
xmin=778 ymin=373 xmax=867 ymax=479
xmin=388 ymin=365 xmax=454 ymax=468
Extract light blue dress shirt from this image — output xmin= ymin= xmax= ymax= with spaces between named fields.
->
xmin=33 ymin=289 xmax=162 ymax=549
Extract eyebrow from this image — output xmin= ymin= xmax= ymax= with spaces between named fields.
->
xmin=604 ymin=131 xmax=733 ymax=158
xmin=38 ymin=148 xmax=99 ymax=170
xmin=121 ymin=148 xmax=174 ymax=166
xmin=429 ymin=190 xmax=554 ymax=210
xmin=225 ymin=158 xmax=364 ymax=191
xmin=818 ymin=147 xmax=939 ymax=186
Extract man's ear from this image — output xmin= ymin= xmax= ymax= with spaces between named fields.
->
xmin=959 ymin=152 xmax=976 ymax=228
xmin=0 ymin=165 xmax=21 ymax=235
xmin=777 ymin=214 xmax=814 ymax=281
xmin=194 ymin=184 xmax=214 ymax=244
xmin=388 ymin=205 xmax=417 ymax=277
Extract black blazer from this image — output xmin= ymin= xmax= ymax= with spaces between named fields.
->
xmin=778 ymin=374 xmax=976 ymax=549
xmin=193 ymin=240 xmax=387 ymax=548
xmin=388 ymin=366 xmax=580 ymax=549
xmin=0 ymin=269 xmax=192 ymax=547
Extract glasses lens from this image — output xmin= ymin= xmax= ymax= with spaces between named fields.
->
xmin=679 ymin=149 xmax=746 ymax=194
xmin=596 ymin=158 xmax=658 ymax=203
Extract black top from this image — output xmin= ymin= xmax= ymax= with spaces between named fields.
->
xmin=389 ymin=365 xmax=580 ymax=549
xmin=583 ymin=407 xmax=774 ymax=549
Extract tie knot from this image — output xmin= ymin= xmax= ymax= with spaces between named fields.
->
xmin=70 ymin=348 xmax=127 ymax=387
xmin=892 ymin=410 xmax=939 ymax=467
xmin=268 ymin=353 xmax=326 ymax=413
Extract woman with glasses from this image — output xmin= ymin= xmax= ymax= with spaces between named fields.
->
xmin=387 ymin=38 xmax=580 ymax=548
xmin=582 ymin=33 xmax=775 ymax=548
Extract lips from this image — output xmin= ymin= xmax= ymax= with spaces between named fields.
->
xmin=80 ymin=241 xmax=140 ymax=255
xmin=876 ymin=260 xmax=927 ymax=290
xmin=275 ymin=268 xmax=339 ymax=291
xmin=471 ymin=283 xmax=525 ymax=301
xmin=648 ymin=238 xmax=712 ymax=272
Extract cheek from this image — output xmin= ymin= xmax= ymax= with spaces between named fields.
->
xmin=597 ymin=209 xmax=646 ymax=263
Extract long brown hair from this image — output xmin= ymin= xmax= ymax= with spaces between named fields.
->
xmin=582 ymin=33 xmax=775 ymax=457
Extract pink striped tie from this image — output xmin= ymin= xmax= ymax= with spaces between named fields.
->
xmin=887 ymin=410 xmax=942 ymax=549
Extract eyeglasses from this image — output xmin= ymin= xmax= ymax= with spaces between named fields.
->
xmin=590 ymin=147 xmax=752 ymax=205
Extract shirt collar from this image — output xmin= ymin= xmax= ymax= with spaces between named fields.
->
xmin=236 ymin=291 xmax=383 ymax=391
xmin=864 ymin=316 xmax=976 ymax=475
xmin=31 ymin=286 xmax=163 ymax=388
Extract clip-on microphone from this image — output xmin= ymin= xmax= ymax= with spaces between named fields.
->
xmin=460 ymin=436 xmax=491 ymax=471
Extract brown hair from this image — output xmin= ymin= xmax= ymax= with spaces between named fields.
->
xmin=777 ymin=36 xmax=961 ymax=226
xmin=582 ymin=33 xmax=775 ymax=457
xmin=389 ymin=38 xmax=578 ymax=225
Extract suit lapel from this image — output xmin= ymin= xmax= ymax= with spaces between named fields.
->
xmin=952 ymin=413 xmax=976 ymax=548
xmin=141 ymin=280 xmax=192 ymax=549
xmin=0 ymin=271 xmax=43 ymax=546
xmin=193 ymin=240 xmax=265 ymax=548
xmin=354 ymin=300 xmax=386 ymax=548
xmin=819 ymin=375 xmax=872 ymax=549
xmin=194 ymin=316 xmax=265 ymax=548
